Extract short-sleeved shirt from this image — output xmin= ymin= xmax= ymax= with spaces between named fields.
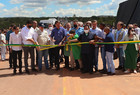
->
xmin=0 ymin=34 xmax=6 ymax=45
xmin=72 ymin=27 xmax=84 ymax=36
xmin=21 ymin=26 xmax=35 ymax=45
xmin=6 ymin=30 xmax=13 ymax=43
xmin=78 ymin=32 xmax=96 ymax=54
xmin=70 ymin=34 xmax=81 ymax=59
xmin=51 ymin=27 xmax=67 ymax=45
xmin=104 ymin=32 xmax=115 ymax=53
xmin=90 ymin=27 xmax=102 ymax=47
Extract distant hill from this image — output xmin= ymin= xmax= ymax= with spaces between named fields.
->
xmin=0 ymin=16 xmax=116 ymax=29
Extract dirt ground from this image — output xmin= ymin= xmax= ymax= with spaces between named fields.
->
xmin=0 ymin=52 xmax=140 ymax=95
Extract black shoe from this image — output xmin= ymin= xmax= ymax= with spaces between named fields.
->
xmin=95 ymin=70 xmax=98 ymax=73
xmin=13 ymin=71 xmax=16 ymax=75
xmin=19 ymin=70 xmax=22 ymax=74
xmin=116 ymin=66 xmax=122 ymax=70
xmin=46 ymin=67 xmax=50 ymax=70
xmin=56 ymin=67 xmax=60 ymax=71
xmin=10 ymin=66 xmax=12 ymax=69
xmin=70 ymin=68 xmax=74 ymax=71
xmin=26 ymin=70 xmax=30 ymax=74
xmin=81 ymin=70 xmax=88 ymax=74
xmin=99 ymin=69 xmax=107 ymax=74
xmin=111 ymin=73 xmax=116 ymax=75
xmin=107 ymin=72 xmax=111 ymax=75
xmin=75 ymin=66 xmax=80 ymax=70
xmin=89 ymin=71 xmax=93 ymax=74
xmin=32 ymin=69 xmax=38 ymax=72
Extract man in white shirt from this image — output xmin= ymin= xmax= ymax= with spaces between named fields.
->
xmin=33 ymin=20 xmax=39 ymax=66
xmin=21 ymin=20 xmax=37 ymax=74
xmin=9 ymin=26 xmax=22 ymax=74
xmin=0 ymin=29 xmax=6 ymax=61
xmin=90 ymin=20 xmax=102 ymax=72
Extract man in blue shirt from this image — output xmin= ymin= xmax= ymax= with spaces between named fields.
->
xmin=90 ymin=20 xmax=102 ymax=72
xmin=51 ymin=21 xmax=67 ymax=70
xmin=96 ymin=27 xmax=115 ymax=75
xmin=6 ymin=24 xmax=15 ymax=68
xmin=72 ymin=20 xmax=84 ymax=36
xmin=104 ymin=27 xmax=115 ymax=75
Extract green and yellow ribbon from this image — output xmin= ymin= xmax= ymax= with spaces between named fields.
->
xmin=1 ymin=40 xmax=140 ymax=51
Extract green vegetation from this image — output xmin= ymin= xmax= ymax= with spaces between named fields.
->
xmin=0 ymin=16 xmax=116 ymax=29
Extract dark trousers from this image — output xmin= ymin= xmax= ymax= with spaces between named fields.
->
xmin=137 ymin=51 xmax=140 ymax=63
xmin=59 ymin=47 xmax=64 ymax=62
xmin=36 ymin=49 xmax=38 ymax=65
xmin=49 ymin=48 xmax=55 ymax=67
xmin=9 ymin=48 xmax=13 ymax=68
xmin=82 ymin=53 xmax=95 ymax=73
xmin=12 ymin=50 xmax=22 ymax=72
xmin=23 ymin=47 xmax=35 ymax=71
xmin=75 ymin=60 xmax=80 ymax=68
xmin=64 ymin=56 xmax=69 ymax=68
xmin=54 ymin=47 xmax=61 ymax=69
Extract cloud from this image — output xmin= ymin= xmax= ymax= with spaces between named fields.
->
xmin=104 ymin=0 xmax=127 ymax=10
xmin=10 ymin=0 xmax=102 ymax=8
xmin=3 ymin=0 xmax=127 ymax=17
xmin=1 ymin=6 xmax=46 ymax=17
xmin=50 ymin=0 xmax=127 ymax=17
xmin=51 ymin=7 xmax=116 ymax=17
xmin=0 ymin=3 xmax=5 ymax=8
xmin=56 ymin=0 xmax=102 ymax=5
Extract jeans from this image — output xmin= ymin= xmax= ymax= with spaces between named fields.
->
xmin=116 ymin=48 xmax=125 ymax=67
xmin=106 ymin=52 xmax=115 ymax=73
xmin=94 ymin=47 xmax=99 ymax=70
xmin=38 ymin=50 xmax=49 ymax=70
xmin=101 ymin=47 xmax=107 ymax=70
xmin=23 ymin=47 xmax=35 ymax=71
xmin=12 ymin=50 xmax=22 ymax=72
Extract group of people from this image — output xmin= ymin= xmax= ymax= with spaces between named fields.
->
xmin=1 ymin=19 xmax=140 ymax=75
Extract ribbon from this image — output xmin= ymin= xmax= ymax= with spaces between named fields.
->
xmin=1 ymin=40 xmax=140 ymax=51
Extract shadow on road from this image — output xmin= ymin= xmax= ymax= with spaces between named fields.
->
xmin=0 ymin=66 xmax=133 ymax=79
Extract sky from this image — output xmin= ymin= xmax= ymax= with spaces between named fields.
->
xmin=0 ymin=0 xmax=127 ymax=17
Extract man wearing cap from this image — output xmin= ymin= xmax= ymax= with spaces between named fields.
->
xmin=34 ymin=23 xmax=50 ymax=71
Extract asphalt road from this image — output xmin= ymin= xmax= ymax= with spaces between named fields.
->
xmin=0 ymin=53 xmax=140 ymax=95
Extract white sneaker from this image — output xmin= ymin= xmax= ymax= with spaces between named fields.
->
xmin=124 ymin=70 xmax=130 ymax=74
xmin=134 ymin=70 xmax=137 ymax=74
